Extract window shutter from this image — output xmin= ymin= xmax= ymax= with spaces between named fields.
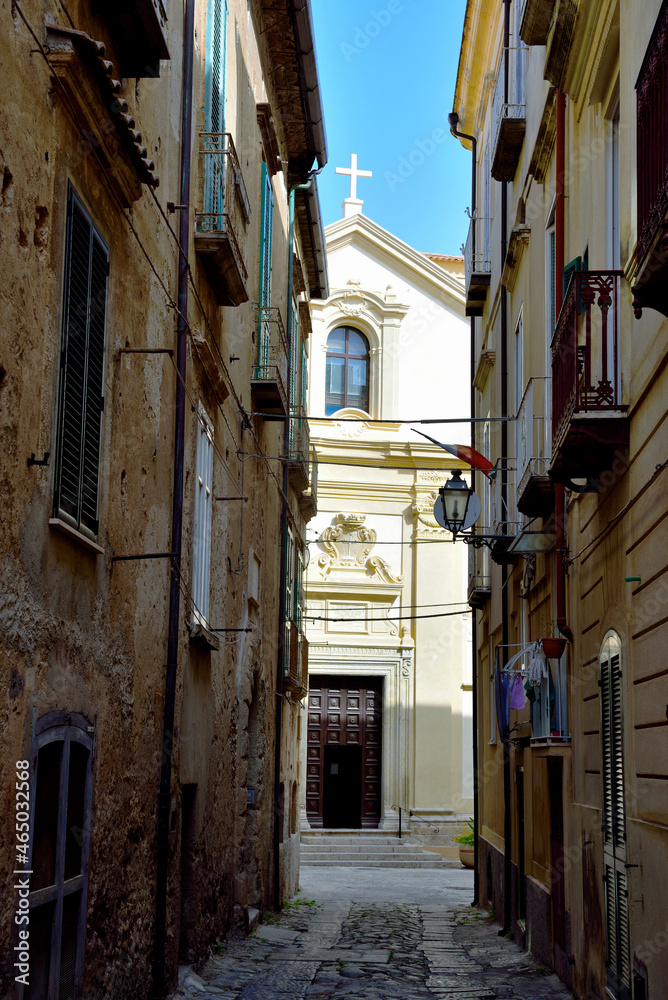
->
xmin=55 ymin=188 xmax=108 ymax=536
xmin=611 ymin=653 xmax=626 ymax=847
xmin=601 ymin=651 xmax=613 ymax=845
xmin=192 ymin=409 xmax=214 ymax=626
xmin=204 ymin=0 xmax=228 ymax=220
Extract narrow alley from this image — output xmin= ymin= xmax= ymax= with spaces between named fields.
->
xmin=171 ymin=868 xmax=575 ymax=1000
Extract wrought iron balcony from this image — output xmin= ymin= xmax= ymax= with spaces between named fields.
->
xmin=633 ymin=0 xmax=668 ymax=319
xmin=491 ymin=62 xmax=526 ymax=182
xmin=288 ymin=407 xmax=311 ymax=493
xmin=515 ymin=377 xmax=554 ymax=516
xmin=284 ymin=621 xmax=308 ymax=698
xmin=194 ymin=133 xmax=249 ymax=306
xmin=463 ymin=215 xmax=491 ymax=317
xmin=298 ymin=448 xmax=318 ymax=520
xmin=520 ymin=0 xmax=554 ymax=46
xmin=551 ymin=271 xmax=629 ymax=488
xmin=251 ymin=306 xmax=288 ymax=417
xmin=467 ymin=547 xmax=491 ymax=608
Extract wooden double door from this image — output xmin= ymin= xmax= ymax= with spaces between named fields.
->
xmin=306 ymin=675 xmax=382 ymax=828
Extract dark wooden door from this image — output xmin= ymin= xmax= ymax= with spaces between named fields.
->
xmin=549 ymin=759 xmax=569 ymax=982
xmin=306 ymin=675 xmax=382 ymax=828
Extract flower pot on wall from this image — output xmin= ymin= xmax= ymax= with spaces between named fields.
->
xmin=540 ymin=637 xmax=567 ymax=658
xmin=459 ymin=847 xmax=474 ymax=868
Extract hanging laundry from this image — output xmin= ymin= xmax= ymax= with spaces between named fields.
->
xmin=528 ymin=644 xmax=547 ymax=688
xmin=509 ymin=672 xmax=526 ymax=710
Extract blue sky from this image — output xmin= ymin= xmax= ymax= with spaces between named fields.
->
xmin=311 ymin=0 xmax=470 ymax=255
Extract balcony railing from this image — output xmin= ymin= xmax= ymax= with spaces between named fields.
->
xmin=194 ymin=132 xmax=249 ymax=306
xmin=298 ymin=448 xmax=318 ymax=520
xmin=633 ymin=0 xmax=668 ymax=319
xmin=288 ymin=406 xmax=311 ymax=493
xmin=515 ymin=377 xmax=554 ymax=517
xmin=463 ymin=215 xmax=491 ymax=317
xmin=468 ymin=547 xmax=491 ymax=608
xmin=491 ymin=60 xmax=526 ymax=182
xmin=284 ymin=621 xmax=308 ymax=698
xmin=251 ymin=306 xmax=289 ymax=417
xmin=551 ymin=271 xmax=629 ymax=486
xmin=520 ymin=0 xmax=554 ymax=46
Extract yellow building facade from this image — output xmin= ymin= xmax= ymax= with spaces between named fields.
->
xmin=453 ymin=1 xmax=668 ymax=997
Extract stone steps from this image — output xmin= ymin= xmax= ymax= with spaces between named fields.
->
xmin=300 ymin=831 xmax=459 ymax=868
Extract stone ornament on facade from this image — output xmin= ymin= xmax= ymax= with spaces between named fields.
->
xmin=411 ymin=492 xmax=449 ymax=540
xmin=316 ymin=513 xmax=403 ymax=583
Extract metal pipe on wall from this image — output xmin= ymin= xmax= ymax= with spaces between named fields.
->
xmin=500 ymin=0 xmax=512 ymax=939
xmin=153 ymin=0 xmax=195 ymax=993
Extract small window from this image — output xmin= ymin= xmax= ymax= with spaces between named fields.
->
xmin=192 ymin=405 xmax=214 ymax=627
xmin=21 ymin=714 xmax=94 ymax=1000
xmin=53 ymin=186 xmax=109 ymax=539
xmin=325 ymin=327 xmax=370 ymax=415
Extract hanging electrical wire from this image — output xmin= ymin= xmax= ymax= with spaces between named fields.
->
xmin=304 ymin=609 xmax=472 ymax=623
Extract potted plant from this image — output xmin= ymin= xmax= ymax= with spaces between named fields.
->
xmin=453 ymin=819 xmax=475 ymax=868
xmin=538 ymin=618 xmax=567 ymax=659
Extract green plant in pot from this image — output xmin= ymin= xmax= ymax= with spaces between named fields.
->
xmin=454 ymin=819 xmax=475 ymax=867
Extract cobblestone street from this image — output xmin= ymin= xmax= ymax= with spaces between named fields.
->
xmin=171 ymin=868 xmax=574 ymax=1000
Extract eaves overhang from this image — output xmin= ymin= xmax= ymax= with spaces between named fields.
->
xmin=253 ymin=0 xmax=327 ymax=183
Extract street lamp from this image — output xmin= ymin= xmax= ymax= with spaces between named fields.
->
xmin=438 ymin=469 xmax=474 ymax=537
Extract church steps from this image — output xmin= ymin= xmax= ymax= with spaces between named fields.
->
xmin=300 ymin=831 xmax=460 ymax=868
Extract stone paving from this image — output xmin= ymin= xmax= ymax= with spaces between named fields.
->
xmin=171 ymin=867 xmax=574 ymax=1000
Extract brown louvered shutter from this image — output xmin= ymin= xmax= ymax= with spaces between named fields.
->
xmin=601 ymin=633 xmax=631 ymax=999
xmin=54 ymin=187 xmax=108 ymax=536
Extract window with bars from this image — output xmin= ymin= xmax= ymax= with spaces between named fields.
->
xmin=325 ymin=327 xmax=370 ymax=415
xmin=192 ymin=405 xmax=214 ymax=627
xmin=53 ymin=186 xmax=109 ymax=539
xmin=600 ymin=631 xmax=631 ymax=1000
xmin=21 ymin=714 xmax=94 ymax=1000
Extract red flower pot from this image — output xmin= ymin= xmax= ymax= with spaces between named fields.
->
xmin=540 ymin=637 xmax=567 ymax=658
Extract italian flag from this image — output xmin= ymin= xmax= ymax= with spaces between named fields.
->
xmin=413 ymin=430 xmax=495 ymax=479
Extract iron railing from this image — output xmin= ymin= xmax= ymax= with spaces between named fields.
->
xmin=288 ymin=405 xmax=310 ymax=464
xmin=515 ymin=377 xmax=551 ymax=502
xmin=551 ymin=271 xmax=624 ymax=452
xmin=463 ymin=214 xmax=491 ymax=292
xmin=491 ymin=59 xmax=526 ymax=167
xmin=195 ymin=131 xmax=249 ymax=280
xmin=636 ymin=0 xmax=668 ymax=265
xmin=252 ymin=305 xmax=288 ymax=405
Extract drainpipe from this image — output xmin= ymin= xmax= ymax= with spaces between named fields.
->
xmin=153 ymin=0 xmax=194 ymax=994
xmin=273 ymin=179 xmax=313 ymax=911
xmin=500 ymin=0 xmax=512 ymax=938
xmin=553 ymin=90 xmax=573 ymax=642
xmin=448 ymin=111 xmax=479 ymax=908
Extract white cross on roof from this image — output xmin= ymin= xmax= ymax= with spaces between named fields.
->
xmin=335 ymin=153 xmax=373 ymax=201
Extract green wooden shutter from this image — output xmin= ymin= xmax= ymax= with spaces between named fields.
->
xmin=204 ymin=0 xmax=228 ymax=220
xmin=55 ymin=187 xmax=108 ymax=535
xmin=257 ymin=162 xmax=273 ymax=363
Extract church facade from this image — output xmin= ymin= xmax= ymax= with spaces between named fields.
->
xmin=302 ymin=188 xmax=474 ymax=839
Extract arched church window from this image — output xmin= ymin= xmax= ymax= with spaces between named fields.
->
xmin=325 ymin=327 xmax=370 ymax=415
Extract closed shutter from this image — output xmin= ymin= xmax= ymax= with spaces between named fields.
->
xmin=204 ymin=0 xmax=228 ymax=219
xmin=257 ymin=163 xmax=273 ymax=362
xmin=192 ymin=406 xmax=214 ymax=626
xmin=54 ymin=187 xmax=108 ymax=536
xmin=601 ymin=632 xmax=631 ymax=999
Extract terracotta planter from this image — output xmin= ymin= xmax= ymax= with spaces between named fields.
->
xmin=459 ymin=847 xmax=474 ymax=868
xmin=540 ymin=637 xmax=567 ymax=658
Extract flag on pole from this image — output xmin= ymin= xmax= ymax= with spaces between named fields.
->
xmin=412 ymin=429 xmax=495 ymax=478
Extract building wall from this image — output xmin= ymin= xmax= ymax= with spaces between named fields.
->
xmin=304 ymin=214 xmax=473 ymax=838
xmin=0 ymin=0 xmax=324 ymax=996
xmin=454 ymin=0 xmax=668 ymax=997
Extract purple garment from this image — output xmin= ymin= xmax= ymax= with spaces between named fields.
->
xmin=509 ymin=672 xmax=526 ymax=710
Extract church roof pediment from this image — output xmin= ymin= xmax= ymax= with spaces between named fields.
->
xmin=324 ymin=213 xmax=465 ymax=310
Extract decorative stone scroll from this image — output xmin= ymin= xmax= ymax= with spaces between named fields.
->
xmin=316 ymin=513 xmax=403 ymax=583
